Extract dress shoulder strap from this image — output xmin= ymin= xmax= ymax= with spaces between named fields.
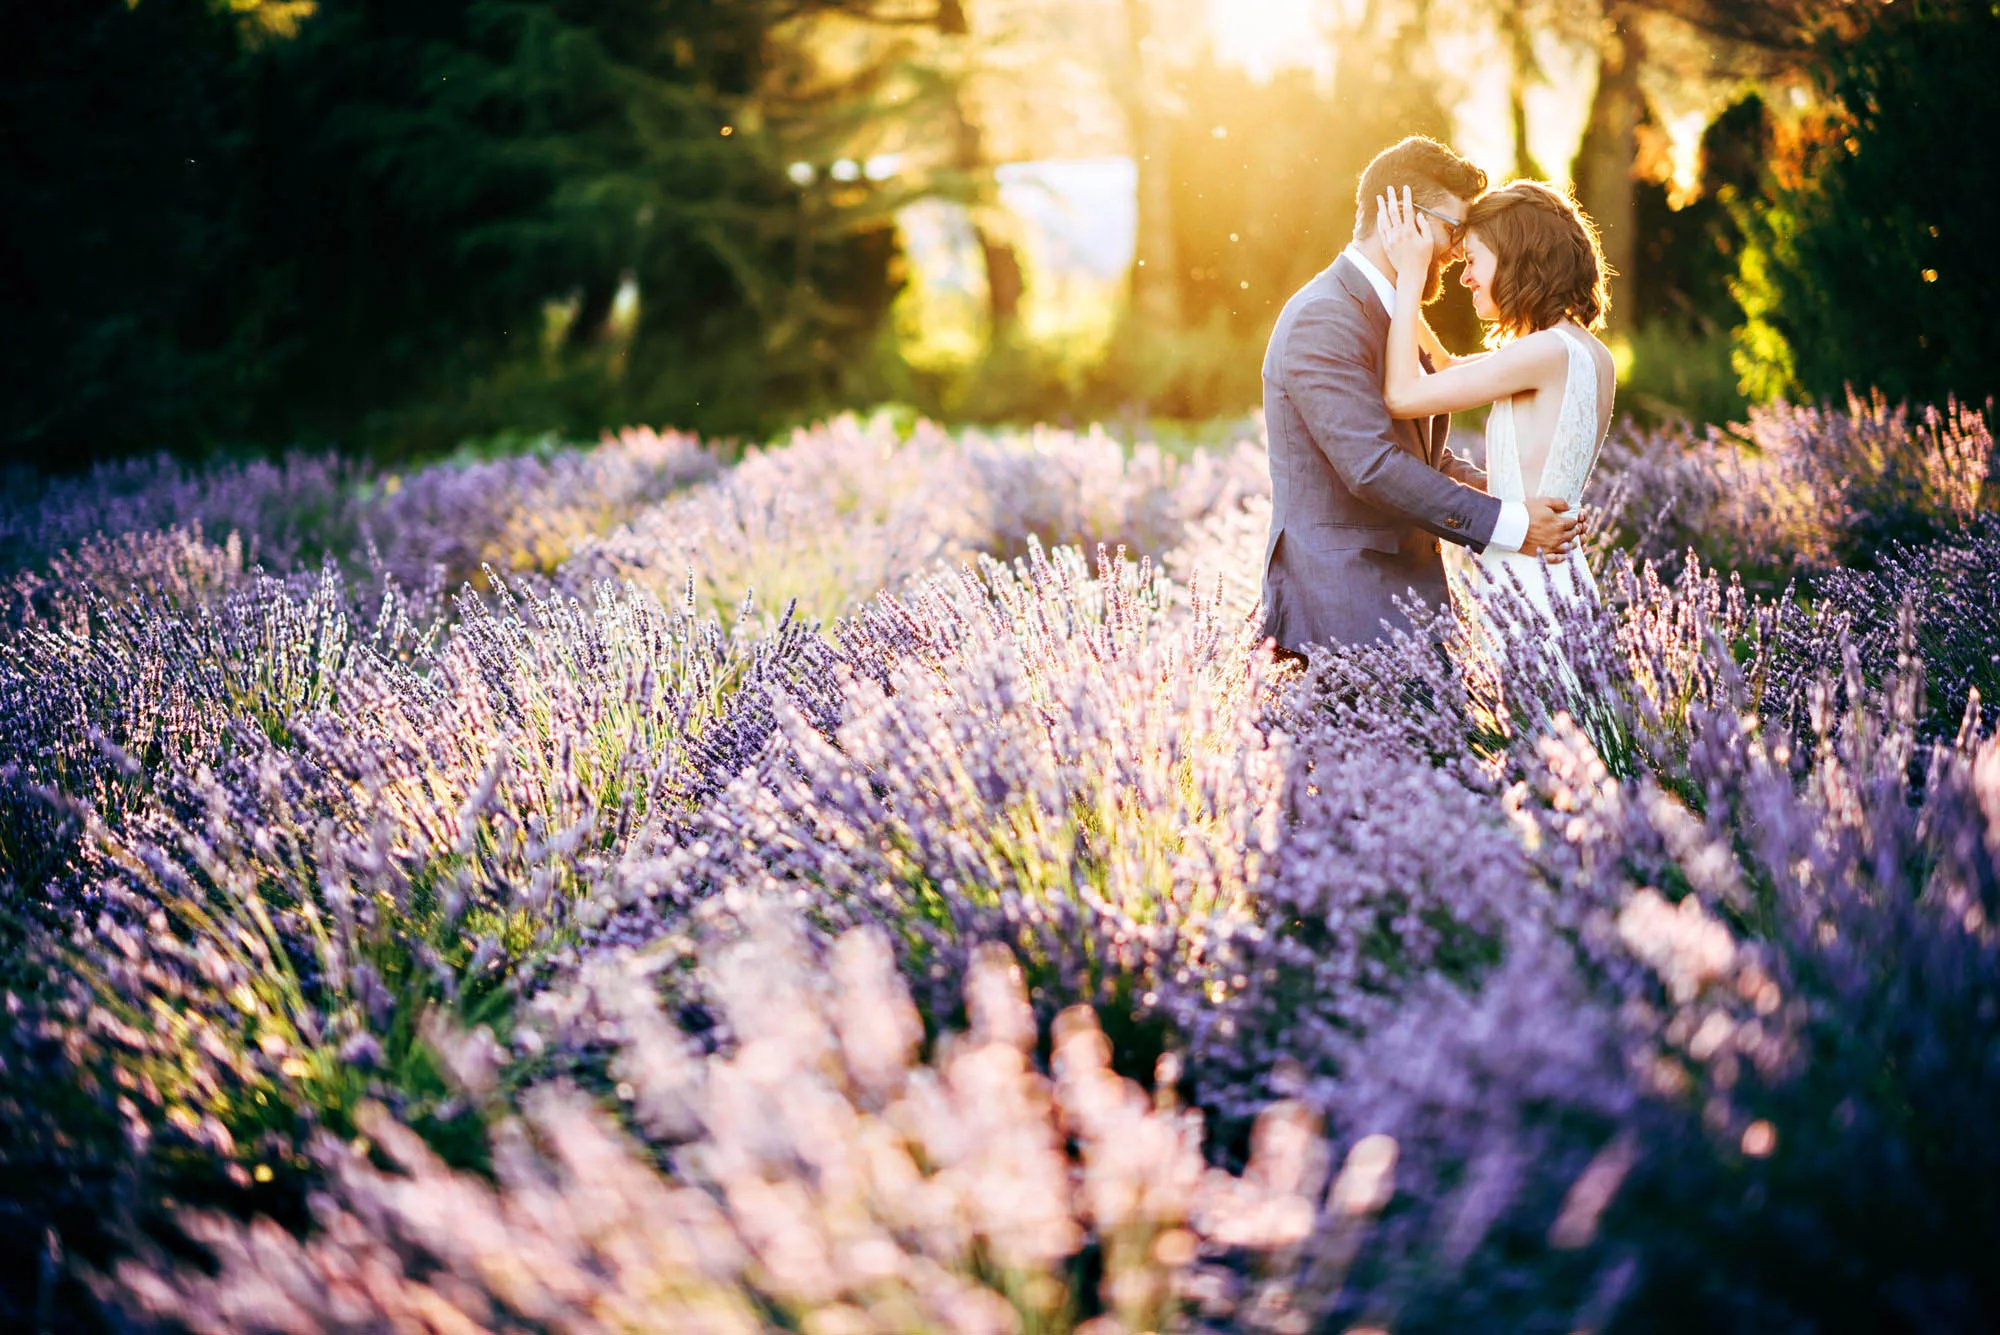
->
xmin=1548 ymin=324 xmax=1590 ymax=372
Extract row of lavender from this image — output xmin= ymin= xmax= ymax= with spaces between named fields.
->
xmin=0 ymin=398 xmax=1995 ymax=1331
xmin=3 ymin=417 xmax=1263 ymax=629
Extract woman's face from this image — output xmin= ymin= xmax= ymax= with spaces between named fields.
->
xmin=1459 ymin=232 xmax=1500 ymax=321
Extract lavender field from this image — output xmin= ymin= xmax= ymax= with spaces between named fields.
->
xmin=2 ymin=397 xmax=1997 ymax=1332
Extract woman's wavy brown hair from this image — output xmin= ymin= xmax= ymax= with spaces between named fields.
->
xmin=1463 ymin=181 xmax=1612 ymax=342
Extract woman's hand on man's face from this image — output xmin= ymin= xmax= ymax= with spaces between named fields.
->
xmin=1377 ymin=186 xmax=1435 ymax=287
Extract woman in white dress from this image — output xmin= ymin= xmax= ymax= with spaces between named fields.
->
xmin=1373 ymin=181 xmax=1618 ymax=655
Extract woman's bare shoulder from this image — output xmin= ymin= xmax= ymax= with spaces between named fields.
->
xmin=1505 ymin=328 xmax=1574 ymax=381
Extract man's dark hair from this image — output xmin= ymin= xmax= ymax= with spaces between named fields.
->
xmin=1352 ymin=136 xmax=1488 ymax=242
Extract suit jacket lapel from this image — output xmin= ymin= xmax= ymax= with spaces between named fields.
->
xmin=1417 ymin=348 xmax=1442 ymax=464
xmin=1330 ymin=256 xmax=1433 ymax=465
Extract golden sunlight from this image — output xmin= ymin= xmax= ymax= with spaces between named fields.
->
xmin=1207 ymin=0 xmax=1325 ymax=81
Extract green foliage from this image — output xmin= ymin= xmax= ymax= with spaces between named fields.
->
xmin=254 ymin=0 xmax=917 ymax=455
xmin=3 ymin=0 xmax=915 ymax=467
xmin=1088 ymin=309 xmax=1268 ymax=422
xmin=867 ymin=307 xmax=1274 ymax=429
xmin=1618 ymin=320 xmax=1749 ymax=427
xmin=1619 ymin=99 xmax=1768 ymax=425
xmin=0 ymin=0 xmax=264 ymax=459
xmin=1629 ymin=184 xmax=1740 ymax=337
xmin=1731 ymin=0 xmax=2000 ymax=408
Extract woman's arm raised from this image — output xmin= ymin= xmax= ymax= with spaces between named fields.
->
xmin=1416 ymin=313 xmax=1486 ymax=370
xmin=1377 ymin=189 xmax=1564 ymax=420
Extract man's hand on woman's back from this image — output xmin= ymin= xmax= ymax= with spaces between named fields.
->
xmin=1522 ymin=496 xmax=1581 ymax=561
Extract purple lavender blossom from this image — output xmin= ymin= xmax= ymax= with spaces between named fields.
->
xmin=0 ymin=399 xmax=1996 ymax=1330
xmin=98 ymin=915 xmax=1327 ymax=1333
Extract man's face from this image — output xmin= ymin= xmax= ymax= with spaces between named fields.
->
xmin=1420 ymin=193 xmax=1473 ymax=304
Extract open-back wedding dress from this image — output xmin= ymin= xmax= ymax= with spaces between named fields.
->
xmin=1472 ymin=325 xmax=1609 ymax=640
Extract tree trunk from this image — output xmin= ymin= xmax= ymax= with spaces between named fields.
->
xmin=1573 ymin=3 xmax=1643 ymax=329
xmin=1120 ymin=0 xmax=1181 ymax=328
xmin=978 ymin=230 xmax=1023 ymax=329
xmin=942 ymin=0 xmax=1022 ymax=337
xmin=1499 ymin=5 xmax=1544 ymax=177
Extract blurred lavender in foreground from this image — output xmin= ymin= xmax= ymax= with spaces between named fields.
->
xmin=102 ymin=917 xmax=1337 ymax=1333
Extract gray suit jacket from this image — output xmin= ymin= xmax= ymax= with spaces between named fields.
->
xmin=1259 ymin=254 xmax=1503 ymax=652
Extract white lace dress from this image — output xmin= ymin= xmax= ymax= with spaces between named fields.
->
xmin=1471 ymin=325 xmax=1608 ymax=644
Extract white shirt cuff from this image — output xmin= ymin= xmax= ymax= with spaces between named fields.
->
xmin=1490 ymin=500 xmax=1529 ymax=552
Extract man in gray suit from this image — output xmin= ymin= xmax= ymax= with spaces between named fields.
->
xmin=1260 ymin=136 xmax=1579 ymax=658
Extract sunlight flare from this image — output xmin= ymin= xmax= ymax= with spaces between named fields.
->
xmin=1207 ymin=0 xmax=1324 ymax=81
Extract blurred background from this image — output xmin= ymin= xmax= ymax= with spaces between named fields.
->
xmin=5 ymin=0 xmax=1995 ymax=468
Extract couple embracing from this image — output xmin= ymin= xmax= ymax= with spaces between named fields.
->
xmin=1260 ymin=135 xmax=1617 ymax=662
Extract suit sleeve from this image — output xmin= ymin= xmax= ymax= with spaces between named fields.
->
xmin=1282 ymin=297 xmax=1502 ymax=551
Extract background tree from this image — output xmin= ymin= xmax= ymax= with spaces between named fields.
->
xmin=1566 ymin=0 xmax=1823 ymax=328
xmin=931 ymin=0 xmax=1024 ymax=336
xmin=1114 ymin=0 xmax=1186 ymax=329
xmin=1 ymin=0 xmax=260 ymax=460
xmin=1494 ymin=0 xmax=1554 ymax=178
xmin=1732 ymin=0 xmax=2000 ymax=408
xmin=2 ymin=0 xmax=950 ymax=467
xmin=1628 ymin=93 xmax=1767 ymax=331
xmin=250 ymin=0 xmax=941 ymax=453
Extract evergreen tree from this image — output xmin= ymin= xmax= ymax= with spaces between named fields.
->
xmin=0 ymin=0 xmax=259 ymax=464
xmin=4 ymin=0 xmax=932 ymax=465
xmin=240 ymin=0 xmax=920 ymax=453
xmin=1731 ymin=0 xmax=2000 ymax=409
